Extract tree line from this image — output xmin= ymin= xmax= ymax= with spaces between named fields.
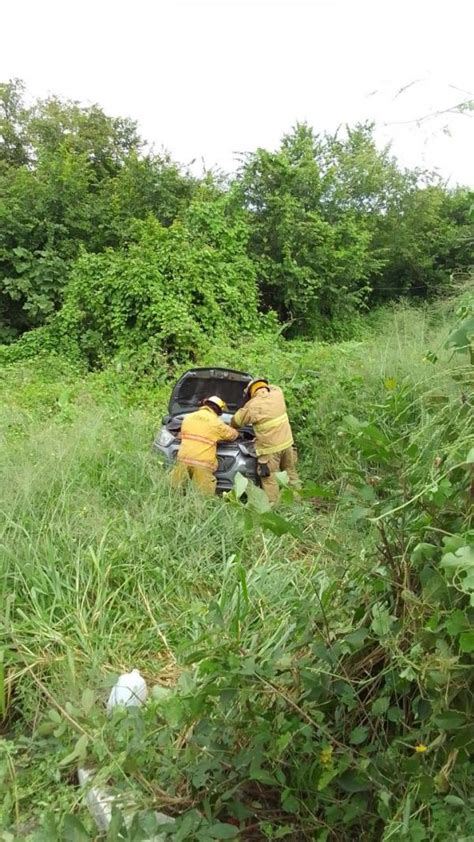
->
xmin=1 ymin=79 xmax=472 ymax=360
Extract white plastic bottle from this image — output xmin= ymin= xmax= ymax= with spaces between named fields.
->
xmin=107 ymin=669 xmax=148 ymax=712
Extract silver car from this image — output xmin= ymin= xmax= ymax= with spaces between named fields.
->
xmin=153 ymin=368 xmax=258 ymax=492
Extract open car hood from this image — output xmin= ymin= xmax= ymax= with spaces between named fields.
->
xmin=168 ymin=368 xmax=252 ymax=416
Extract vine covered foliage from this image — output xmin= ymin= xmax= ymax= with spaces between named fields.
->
xmin=54 ymin=195 xmax=260 ymax=366
xmin=1 ymin=81 xmax=473 ymax=361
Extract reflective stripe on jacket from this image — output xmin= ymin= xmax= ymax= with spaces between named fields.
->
xmin=177 ymin=406 xmax=238 ymax=470
xmin=232 ymin=386 xmax=294 ymax=457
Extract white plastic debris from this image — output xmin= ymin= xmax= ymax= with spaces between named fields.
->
xmin=78 ymin=768 xmax=115 ymax=831
xmin=107 ymin=669 xmax=148 ymax=712
xmin=78 ymin=768 xmax=174 ymax=840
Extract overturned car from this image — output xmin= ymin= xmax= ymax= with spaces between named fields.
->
xmin=153 ymin=368 xmax=258 ymax=492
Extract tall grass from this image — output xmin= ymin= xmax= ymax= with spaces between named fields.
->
xmin=1 ymin=295 xmax=471 ymax=837
xmin=1 ymin=395 xmax=332 ymax=709
xmin=2 ymin=389 xmax=351 ymax=834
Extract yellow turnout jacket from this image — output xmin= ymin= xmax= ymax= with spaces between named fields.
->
xmin=177 ymin=406 xmax=238 ymax=471
xmin=232 ymin=386 xmax=294 ymax=457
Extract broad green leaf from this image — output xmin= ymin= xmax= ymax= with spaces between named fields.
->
xmin=464 ymin=570 xmax=474 ymax=590
xmin=419 ymin=565 xmax=447 ymax=603
xmin=151 ymin=684 xmax=173 ymax=702
xmin=258 ymin=512 xmax=301 ymax=538
xmin=371 ymin=604 xmax=395 ymax=637
xmin=387 ymin=706 xmax=403 ymax=723
xmin=174 ymin=809 xmax=202 ymax=840
xmin=107 ymin=806 xmax=126 ymax=841
xmin=207 ymin=822 xmax=240 ymax=838
xmin=350 ymin=725 xmax=369 ymax=745
xmin=344 ymin=414 xmax=362 ymax=431
xmin=250 ymin=767 xmax=278 ymax=785
xmin=59 ymin=734 xmax=89 ymax=767
xmin=233 ymin=471 xmax=248 ymax=499
xmin=442 ymin=534 xmax=466 ymax=553
xmin=281 ymin=793 xmax=299 ymax=813
xmin=246 ymin=481 xmax=271 ymax=513
xmin=444 ymin=609 xmax=468 ymax=636
xmin=445 ymin=315 xmax=474 ymax=354
xmin=81 ymin=687 xmax=95 ymax=714
xmin=459 ymin=630 xmax=474 ymax=652
xmin=345 ymin=628 xmax=368 ymax=649
xmin=441 ymin=545 xmax=474 ymax=571
xmin=400 ymin=665 xmax=417 ymax=682
xmin=411 ymin=543 xmax=437 ymax=563
xmin=371 ymin=696 xmax=390 ymax=716
xmin=274 ymin=825 xmax=296 ymax=838
xmin=350 ymin=506 xmax=373 ymax=523
xmin=62 ymin=815 xmax=91 ymax=842
xmin=434 ymin=711 xmax=466 ymax=729
xmin=465 ymin=447 xmax=474 ymax=464
xmin=275 ymin=470 xmax=289 ymax=488
xmin=338 ymin=770 xmax=370 ymax=792
xmin=317 ymin=765 xmax=339 ymax=791
xmin=379 ymin=789 xmax=391 ymax=807
xmin=182 ymin=649 xmax=208 ymax=665
xmin=360 ymin=484 xmax=377 ymax=503
xmin=444 ymin=795 xmax=465 ymax=806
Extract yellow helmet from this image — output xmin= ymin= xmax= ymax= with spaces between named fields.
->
xmin=204 ymin=395 xmax=228 ymax=415
xmin=244 ymin=378 xmax=269 ymax=400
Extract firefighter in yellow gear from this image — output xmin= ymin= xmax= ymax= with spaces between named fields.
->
xmin=231 ymin=378 xmax=299 ymax=503
xmin=170 ymin=396 xmax=239 ymax=495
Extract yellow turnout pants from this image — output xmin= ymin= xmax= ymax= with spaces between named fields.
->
xmin=170 ymin=461 xmax=217 ymax=496
xmin=258 ymin=447 xmax=300 ymax=504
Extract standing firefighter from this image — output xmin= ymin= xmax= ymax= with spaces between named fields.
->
xmin=231 ymin=378 xmax=299 ymax=503
xmin=170 ymin=396 xmax=238 ymax=495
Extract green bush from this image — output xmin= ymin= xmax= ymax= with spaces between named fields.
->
xmin=0 ymin=80 xmax=196 ymax=336
xmin=0 ymin=196 xmax=263 ymax=368
xmin=2 ymin=81 xmax=473 ymax=345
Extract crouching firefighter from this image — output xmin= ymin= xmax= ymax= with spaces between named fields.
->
xmin=231 ymin=378 xmax=300 ymax=503
xmin=170 ymin=396 xmax=238 ymax=495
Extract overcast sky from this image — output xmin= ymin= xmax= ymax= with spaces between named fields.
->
xmin=2 ymin=0 xmax=473 ymax=184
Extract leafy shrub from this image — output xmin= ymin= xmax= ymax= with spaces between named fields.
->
xmin=1 ymin=196 xmax=262 ymax=368
xmin=2 ymin=81 xmax=473 ymax=345
xmin=0 ymin=81 xmax=196 ymax=336
xmin=444 ymin=289 xmax=474 ymax=365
